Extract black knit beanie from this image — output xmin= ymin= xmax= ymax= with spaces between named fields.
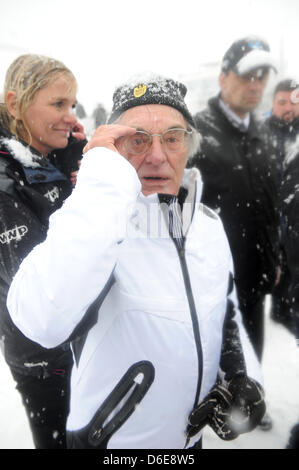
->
xmin=107 ymin=73 xmax=195 ymax=127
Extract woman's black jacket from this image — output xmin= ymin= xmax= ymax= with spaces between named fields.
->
xmin=0 ymin=126 xmax=86 ymax=373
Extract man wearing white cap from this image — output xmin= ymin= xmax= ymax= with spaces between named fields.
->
xmin=189 ymin=36 xmax=280 ymax=429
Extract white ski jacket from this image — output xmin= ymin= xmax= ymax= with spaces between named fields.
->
xmin=7 ymin=147 xmax=262 ymax=449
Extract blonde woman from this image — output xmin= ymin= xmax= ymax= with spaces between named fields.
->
xmin=0 ymin=54 xmax=86 ymax=448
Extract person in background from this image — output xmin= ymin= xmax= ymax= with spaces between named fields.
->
xmin=75 ymin=102 xmax=87 ymax=120
xmin=7 ymin=74 xmax=265 ymax=449
xmin=75 ymin=103 xmax=107 ymax=141
xmin=92 ymin=103 xmax=107 ymax=128
xmin=188 ymin=36 xmax=280 ymax=430
xmin=0 ymin=54 xmax=86 ymax=448
xmin=265 ymin=79 xmax=299 ymax=332
xmin=266 ymin=79 xmax=299 ymax=170
xmin=280 ymin=143 xmax=299 ymax=449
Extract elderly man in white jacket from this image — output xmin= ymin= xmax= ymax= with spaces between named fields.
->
xmin=7 ymin=74 xmax=265 ymax=449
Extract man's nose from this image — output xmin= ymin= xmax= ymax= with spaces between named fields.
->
xmin=144 ymin=137 xmax=167 ymax=165
xmin=248 ymin=78 xmax=263 ymax=91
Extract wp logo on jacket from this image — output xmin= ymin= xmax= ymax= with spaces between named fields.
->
xmin=0 ymin=225 xmax=28 ymax=244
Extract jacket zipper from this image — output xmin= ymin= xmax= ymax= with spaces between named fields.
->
xmin=172 ymin=239 xmax=203 ymax=409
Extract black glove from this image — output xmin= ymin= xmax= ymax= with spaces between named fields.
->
xmin=226 ymin=376 xmax=266 ymax=435
xmin=187 ymin=381 xmax=236 ymax=441
xmin=187 ymin=376 xmax=266 ymax=441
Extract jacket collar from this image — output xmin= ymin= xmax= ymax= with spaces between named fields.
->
xmin=208 ymin=95 xmax=261 ymax=140
xmin=138 ymin=167 xmax=202 ymax=206
xmin=0 ymin=135 xmax=45 ymax=168
xmin=268 ymin=114 xmax=299 ymax=133
xmin=134 ymin=167 xmax=202 ymax=238
xmin=0 ymin=134 xmax=67 ymax=184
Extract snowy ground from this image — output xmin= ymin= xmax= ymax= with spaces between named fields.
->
xmin=0 ymin=296 xmax=298 ymax=450
xmin=204 ymin=297 xmax=299 ymax=450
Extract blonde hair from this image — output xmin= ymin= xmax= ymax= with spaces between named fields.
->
xmin=0 ymin=54 xmax=76 ymax=144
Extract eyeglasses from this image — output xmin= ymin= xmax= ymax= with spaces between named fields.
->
xmin=120 ymin=128 xmax=193 ymax=155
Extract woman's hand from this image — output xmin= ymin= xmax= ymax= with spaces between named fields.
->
xmin=71 ymin=121 xmax=86 ymax=141
xmin=70 ymin=160 xmax=82 ymax=187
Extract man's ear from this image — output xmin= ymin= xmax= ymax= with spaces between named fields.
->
xmin=219 ymin=72 xmax=227 ymax=90
xmin=5 ymin=91 xmax=20 ymax=119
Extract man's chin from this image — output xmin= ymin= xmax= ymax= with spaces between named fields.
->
xmin=141 ymin=188 xmax=178 ymax=197
xmin=246 ymin=99 xmax=261 ymax=109
xmin=282 ymin=114 xmax=295 ymax=123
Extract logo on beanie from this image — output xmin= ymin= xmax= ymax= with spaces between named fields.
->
xmin=133 ymin=84 xmax=147 ymax=98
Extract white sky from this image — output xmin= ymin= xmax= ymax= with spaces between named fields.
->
xmin=0 ymin=0 xmax=298 ymax=114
